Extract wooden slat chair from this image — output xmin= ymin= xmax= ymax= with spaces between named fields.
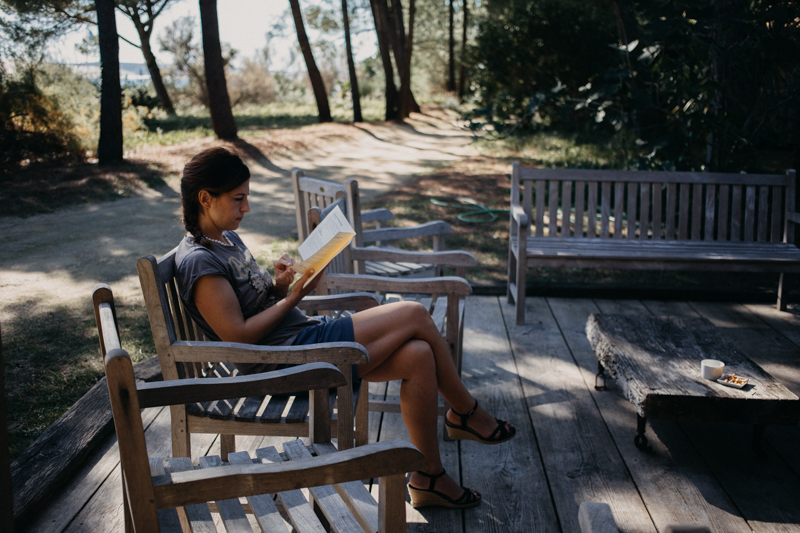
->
xmin=307 ymin=205 xmax=472 ymax=422
xmin=293 ymin=170 xmax=477 ymax=279
xmin=94 ymin=285 xmax=426 ymax=533
xmin=136 ymin=251 xmax=380 ymax=459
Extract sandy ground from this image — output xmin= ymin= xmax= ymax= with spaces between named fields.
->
xmin=0 ymin=110 xmax=476 ymax=326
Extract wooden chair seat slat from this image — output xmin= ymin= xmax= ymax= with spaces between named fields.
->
xmin=198 ymin=455 xmax=253 ymax=533
xmin=255 ymin=446 xmax=328 ymax=533
xmin=235 ymin=396 xmax=265 ymax=422
xmin=260 ymin=394 xmax=292 ymax=423
xmin=227 ymin=451 xmax=288 ymax=532
xmin=207 ymin=398 xmax=239 ymax=420
xmin=283 ymin=440 xmax=364 ymax=533
xmin=285 ymin=392 xmax=310 ymax=423
xmin=169 ymin=457 xmax=218 ymax=531
xmin=148 ymin=459 xmax=184 ymax=532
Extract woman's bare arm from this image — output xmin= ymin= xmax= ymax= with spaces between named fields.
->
xmin=194 ymin=269 xmax=319 ymax=344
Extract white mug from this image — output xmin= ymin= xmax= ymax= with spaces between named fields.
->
xmin=701 ymin=359 xmax=724 ymax=380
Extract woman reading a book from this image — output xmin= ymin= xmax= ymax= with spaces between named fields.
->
xmin=175 ymin=147 xmax=515 ymax=510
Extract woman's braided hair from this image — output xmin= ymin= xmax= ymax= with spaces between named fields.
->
xmin=181 ymin=147 xmax=251 ymax=248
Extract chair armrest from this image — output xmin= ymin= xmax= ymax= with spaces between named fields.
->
xmin=327 ymin=273 xmax=472 ymax=296
xmin=151 ymin=440 xmax=426 ymax=508
xmin=350 ymin=246 xmax=477 ymax=267
xmin=361 ymin=221 xmax=452 ymax=243
xmin=511 ymin=204 xmax=528 ymax=227
xmin=360 ymin=208 xmax=394 ymax=223
xmin=298 ymin=293 xmax=381 ymax=312
xmin=171 ymin=341 xmax=369 ymax=365
xmin=136 ymin=362 xmax=346 ymax=408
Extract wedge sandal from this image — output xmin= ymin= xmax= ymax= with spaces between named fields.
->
xmin=444 ymin=399 xmax=516 ymax=444
xmin=407 ymin=469 xmax=481 ymax=509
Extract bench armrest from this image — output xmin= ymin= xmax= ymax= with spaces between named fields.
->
xmin=171 ymin=341 xmax=369 ymax=365
xmin=510 ymin=204 xmax=528 ymax=227
xmin=349 ymin=246 xmax=477 ymax=267
xmin=326 ymin=273 xmax=472 ymax=296
xmin=136 ymin=362 xmax=346 ymax=408
xmin=299 ymin=293 xmax=381 ymax=312
xmin=361 ymin=221 xmax=452 ymax=243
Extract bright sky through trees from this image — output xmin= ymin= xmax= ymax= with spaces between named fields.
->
xmin=50 ymin=0 xmax=376 ymax=72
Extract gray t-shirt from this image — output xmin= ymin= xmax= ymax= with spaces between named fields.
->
xmin=175 ymin=231 xmax=317 ymax=372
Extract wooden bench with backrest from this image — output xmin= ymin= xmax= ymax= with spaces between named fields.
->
xmin=307 ymin=204 xmax=472 ymax=418
xmin=293 ymin=169 xmax=477 ymax=279
xmin=508 ymin=164 xmax=800 ymax=324
xmin=137 ymin=250 xmax=381 ymax=457
xmin=94 ymin=284 xmax=426 ymax=533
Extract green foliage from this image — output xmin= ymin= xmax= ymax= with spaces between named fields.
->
xmin=0 ymin=65 xmax=85 ymax=171
xmin=468 ymin=0 xmax=800 ymax=172
xmin=468 ymin=0 xmax=618 ymax=130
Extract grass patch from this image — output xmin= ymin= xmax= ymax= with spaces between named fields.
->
xmin=0 ymin=159 xmax=170 ymax=218
xmin=3 ymin=296 xmax=155 ymax=460
xmin=127 ymin=101 xmax=386 ymax=150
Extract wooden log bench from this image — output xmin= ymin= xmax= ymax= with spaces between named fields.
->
xmin=508 ymin=164 xmax=800 ymax=324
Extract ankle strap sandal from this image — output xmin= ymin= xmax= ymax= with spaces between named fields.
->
xmin=444 ymin=399 xmax=516 ymax=444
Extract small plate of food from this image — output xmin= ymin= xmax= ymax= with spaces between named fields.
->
xmin=717 ymin=373 xmax=750 ymax=389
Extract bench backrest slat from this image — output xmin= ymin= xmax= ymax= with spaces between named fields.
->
xmin=587 ymin=182 xmax=598 ymax=238
xmin=704 ymin=184 xmax=716 ymax=240
xmin=549 ymin=180 xmax=559 ymax=236
xmin=625 ymin=183 xmax=636 ymax=238
xmin=514 ymin=168 xmax=793 ymax=244
xmin=772 ymin=186 xmax=784 ymax=243
xmin=575 ymin=181 xmax=585 ymax=237
xmin=600 ymin=182 xmax=611 ymax=238
xmin=758 ymin=185 xmax=770 ymax=243
xmin=562 ymin=181 xmax=573 ymax=237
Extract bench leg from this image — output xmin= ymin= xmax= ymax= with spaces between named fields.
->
xmin=595 ymin=362 xmax=607 ymax=391
xmin=634 ymin=415 xmax=652 ymax=452
xmin=777 ymin=273 xmax=789 ymax=311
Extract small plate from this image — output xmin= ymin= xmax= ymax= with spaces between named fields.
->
xmin=717 ymin=374 xmax=749 ymax=389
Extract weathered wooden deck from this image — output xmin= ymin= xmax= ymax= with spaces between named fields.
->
xmin=22 ymin=296 xmax=800 ymax=532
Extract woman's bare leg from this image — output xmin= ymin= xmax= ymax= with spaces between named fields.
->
xmin=351 ymin=301 xmax=510 ymax=499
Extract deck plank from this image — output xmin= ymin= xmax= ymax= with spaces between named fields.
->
xmin=460 ymin=296 xmax=558 ymax=532
xmin=502 ymin=297 xmax=656 ymax=533
xmin=551 ymin=297 xmax=753 ymax=532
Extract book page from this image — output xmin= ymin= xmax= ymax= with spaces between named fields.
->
xmin=293 ymin=205 xmax=355 ymax=286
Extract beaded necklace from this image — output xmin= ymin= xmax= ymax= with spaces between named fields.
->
xmin=201 ymin=234 xmax=232 ymax=247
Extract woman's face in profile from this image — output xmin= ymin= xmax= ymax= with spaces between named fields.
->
xmin=203 ymin=179 xmax=251 ymax=231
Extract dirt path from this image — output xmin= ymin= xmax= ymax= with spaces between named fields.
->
xmin=0 ymin=110 xmax=476 ymax=326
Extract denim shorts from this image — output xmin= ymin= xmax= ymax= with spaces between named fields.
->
xmin=291 ymin=315 xmax=355 ymax=345
xmin=291 ymin=315 xmax=361 ymax=388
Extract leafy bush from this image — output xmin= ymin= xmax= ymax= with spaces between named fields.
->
xmin=468 ymin=0 xmax=800 ymax=172
xmin=0 ymin=65 xmax=85 ymax=171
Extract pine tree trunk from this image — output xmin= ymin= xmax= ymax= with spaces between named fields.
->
xmin=342 ymin=0 xmax=362 ymax=122
xmin=457 ymin=0 xmax=468 ymax=101
xmin=399 ymin=0 xmax=414 ymax=119
xmin=199 ymin=0 xmax=238 ymax=139
xmin=289 ymin=0 xmax=332 ymax=123
xmin=369 ymin=0 xmax=399 ymax=119
xmin=140 ymin=36 xmax=176 ymax=116
xmin=447 ymin=0 xmax=455 ymax=92
xmin=96 ymin=0 xmax=123 ymax=164
xmin=387 ymin=0 xmax=420 ymax=114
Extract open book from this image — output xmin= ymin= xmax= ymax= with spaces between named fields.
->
xmin=293 ymin=205 xmax=356 ymax=287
